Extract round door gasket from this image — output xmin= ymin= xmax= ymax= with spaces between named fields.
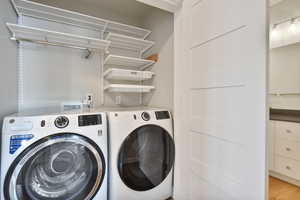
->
xmin=117 ymin=124 xmax=175 ymax=191
xmin=4 ymin=133 xmax=106 ymax=200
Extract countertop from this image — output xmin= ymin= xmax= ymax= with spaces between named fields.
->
xmin=270 ymin=108 xmax=300 ymax=123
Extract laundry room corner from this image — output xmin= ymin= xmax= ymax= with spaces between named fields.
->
xmin=141 ymin=8 xmax=174 ymax=111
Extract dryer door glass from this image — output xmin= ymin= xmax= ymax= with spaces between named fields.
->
xmin=118 ymin=125 xmax=175 ymax=191
xmin=4 ymin=133 xmax=105 ymax=200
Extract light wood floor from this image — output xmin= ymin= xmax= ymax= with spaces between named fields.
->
xmin=269 ymin=177 xmax=300 ymax=200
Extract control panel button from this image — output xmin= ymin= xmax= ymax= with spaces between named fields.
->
xmin=41 ymin=120 xmax=46 ymax=127
xmin=141 ymin=112 xmax=151 ymax=121
xmin=54 ymin=116 xmax=69 ymax=129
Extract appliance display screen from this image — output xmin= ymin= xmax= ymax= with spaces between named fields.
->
xmin=78 ymin=115 xmax=102 ymax=126
xmin=155 ymin=111 xmax=170 ymax=120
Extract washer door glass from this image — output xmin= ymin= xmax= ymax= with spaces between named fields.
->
xmin=4 ymin=133 xmax=105 ymax=200
xmin=118 ymin=125 xmax=175 ymax=191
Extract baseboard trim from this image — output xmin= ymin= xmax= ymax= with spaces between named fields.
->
xmin=269 ymin=170 xmax=300 ymax=187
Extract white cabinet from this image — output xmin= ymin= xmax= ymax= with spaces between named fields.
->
xmin=276 ymin=121 xmax=300 ymax=141
xmin=276 ymin=138 xmax=300 ymax=161
xmin=275 ymin=156 xmax=300 ymax=180
xmin=270 ymin=120 xmax=300 ymax=181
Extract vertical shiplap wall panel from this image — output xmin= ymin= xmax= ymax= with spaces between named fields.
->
xmin=174 ymin=0 xmax=267 ymax=199
xmin=190 ymin=0 xmax=247 ymax=47
xmin=190 ymin=28 xmax=246 ymax=89
xmin=189 ymin=172 xmax=232 ymax=199
xmin=190 ymin=87 xmax=247 ymax=144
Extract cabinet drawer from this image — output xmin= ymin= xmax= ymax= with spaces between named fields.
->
xmin=276 ymin=121 xmax=300 ymax=141
xmin=276 ymin=138 xmax=300 ymax=161
xmin=275 ymin=156 xmax=300 ymax=179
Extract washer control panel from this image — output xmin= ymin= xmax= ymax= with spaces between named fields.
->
xmin=141 ymin=112 xmax=151 ymax=121
xmin=54 ymin=116 xmax=69 ymax=129
xmin=78 ymin=114 xmax=102 ymax=126
xmin=155 ymin=111 xmax=170 ymax=120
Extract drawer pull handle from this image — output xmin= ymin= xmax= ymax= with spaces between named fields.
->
xmin=286 ymin=166 xmax=291 ymax=170
xmin=286 ymin=129 xmax=292 ymax=133
xmin=286 ymin=147 xmax=291 ymax=151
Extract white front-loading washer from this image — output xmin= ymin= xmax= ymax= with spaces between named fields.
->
xmin=1 ymin=109 xmax=108 ymax=200
xmin=107 ymin=108 xmax=175 ymax=200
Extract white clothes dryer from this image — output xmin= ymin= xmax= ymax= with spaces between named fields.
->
xmin=1 ymin=109 xmax=108 ymax=200
xmin=107 ymin=108 xmax=175 ymax=200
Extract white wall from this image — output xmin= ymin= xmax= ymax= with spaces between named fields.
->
xmin=142 ymin=9 xmax=174 ymax=111
xmin=18 ymin=16 xmax=104 ymax=110
xmin=270 ymin=95 xmax=300 ymax=109
xmin=0 ymin=0 xmax=18 ymax=126
xmin=269 ymin=43 xmax=300 ymax=109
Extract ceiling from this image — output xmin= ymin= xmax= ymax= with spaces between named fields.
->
xmin=31 ymin=0 xmax=156 ymax=26
xmin=270 ymin=0 xmax=300 ymax=24
xmin=270 ymin=0 xmax=284 ymax=7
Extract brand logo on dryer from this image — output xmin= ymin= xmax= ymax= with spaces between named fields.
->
xmin=10 ymin=134 xmax=34 ymax=154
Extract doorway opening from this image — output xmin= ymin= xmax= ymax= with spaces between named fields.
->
xmin=269 ymin=0 xmax=300 ymax=199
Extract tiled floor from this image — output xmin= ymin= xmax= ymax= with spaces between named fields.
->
xmin=269 ymin=177 xmax=300 ymax=200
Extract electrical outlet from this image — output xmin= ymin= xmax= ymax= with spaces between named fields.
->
xmin=83 ymin=93 xmax=94 ymax=108
xmin=86 ymin=93 xmax=93 ymax=102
